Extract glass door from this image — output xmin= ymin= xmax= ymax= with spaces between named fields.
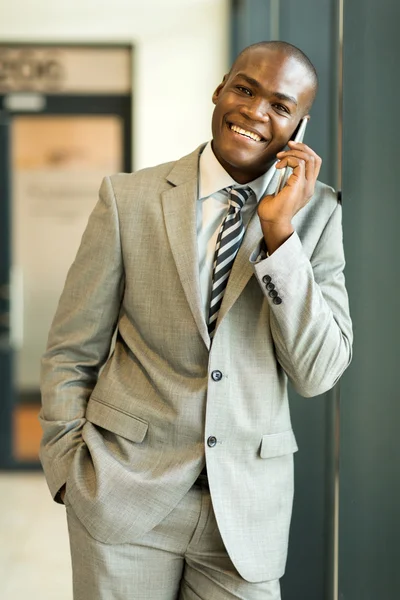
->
xmin=11 ymin=115 xmax=123 ymax=463
xmin=0 ymin=44 xmax=132 ymax=469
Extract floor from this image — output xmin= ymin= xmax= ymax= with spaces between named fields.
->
xmin=0 ymin=472 xmax=73 ymax=600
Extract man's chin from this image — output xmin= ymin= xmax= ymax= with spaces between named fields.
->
xmin=213 ymin=140 xmax=273 ymax=180
xmin=225 ymin=153 xmax=272 ymax=175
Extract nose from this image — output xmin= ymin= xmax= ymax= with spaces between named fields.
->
xmin=240 ymin=98 xmax=270 ymax=122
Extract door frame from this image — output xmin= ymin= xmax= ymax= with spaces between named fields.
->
xmin=0 ymin=112 xmax=14 ymax=468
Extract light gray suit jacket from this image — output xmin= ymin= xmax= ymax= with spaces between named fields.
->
xmin=40 ymin=144 xmax=352 ymax=582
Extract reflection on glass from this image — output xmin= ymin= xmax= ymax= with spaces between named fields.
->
xmin=11 ymin=115 xmax=123 ymax=460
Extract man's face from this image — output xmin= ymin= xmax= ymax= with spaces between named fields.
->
xmin=211 ymin=48 xmax=315 ymax=184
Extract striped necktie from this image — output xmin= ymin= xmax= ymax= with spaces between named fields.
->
xmin=208 ymin=186 xmax=252 ymax=338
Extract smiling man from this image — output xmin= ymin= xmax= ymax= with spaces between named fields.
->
xmin=40 ymin=41 xmax=352 ymax=600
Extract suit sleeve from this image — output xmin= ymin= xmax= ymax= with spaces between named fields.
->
xmin=39 ymin=176 xmax=125 ymax=500
xmin=253 ymin=200 xmax=353 ymax=397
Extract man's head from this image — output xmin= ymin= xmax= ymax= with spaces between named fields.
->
xmin=211 ymin=41 xmax=318 ymax=184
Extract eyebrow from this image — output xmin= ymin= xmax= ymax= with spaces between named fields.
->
xmin=234 ymin=73 xmax=298 ymax=106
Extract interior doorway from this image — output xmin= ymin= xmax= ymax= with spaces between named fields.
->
xmin=0 ymin=44 xmax=132 ymax=468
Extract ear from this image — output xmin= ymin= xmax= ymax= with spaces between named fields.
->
xmin=212 ymin=74 xmax=228 ymax=105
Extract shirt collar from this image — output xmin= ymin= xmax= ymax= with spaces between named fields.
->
xmin=199 ymin=141 xmax=276 ymax=202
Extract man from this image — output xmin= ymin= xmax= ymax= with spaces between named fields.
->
xmin=40 ymin=41 xmax=352 ymax=599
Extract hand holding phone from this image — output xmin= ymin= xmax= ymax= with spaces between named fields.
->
xmin=257 ymin=117 xmax=321 ymax=254
xmin=275 ymin=116 xmax=309 ymax=195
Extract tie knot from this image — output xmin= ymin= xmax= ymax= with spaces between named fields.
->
xmin=227 ymin=186 xmax=253 ymax=211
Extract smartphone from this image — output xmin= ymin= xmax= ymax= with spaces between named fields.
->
xmin=275 ymin=116 xmax=309 ymax=195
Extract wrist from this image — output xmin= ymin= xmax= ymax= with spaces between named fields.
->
xmin=259 ymin=220 xmax=294 ymax=255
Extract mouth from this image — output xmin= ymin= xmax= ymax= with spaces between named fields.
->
xmin=228 ymin=122 xmax=266 ymax=143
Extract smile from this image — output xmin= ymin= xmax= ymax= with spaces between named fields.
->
xmin=229 ymin=123 xmax=263 ymax=142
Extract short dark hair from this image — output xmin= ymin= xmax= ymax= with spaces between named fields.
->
xmin=230 ymin=41 xmax=318 ymax=111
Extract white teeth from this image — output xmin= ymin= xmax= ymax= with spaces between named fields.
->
xmin=230 ymin=124 xmax=262 ymax=142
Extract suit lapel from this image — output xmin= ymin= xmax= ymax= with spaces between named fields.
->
xmin=162 ymin=146 xmax=210 ymax=349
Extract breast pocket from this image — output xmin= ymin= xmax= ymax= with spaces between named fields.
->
xmin=86 ymin=396 xmax=148 ymax=443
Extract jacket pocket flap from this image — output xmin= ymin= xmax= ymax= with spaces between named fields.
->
xmin=86 ymin=397 xmax=148 ymax=443
xmin=260 ymin=430 xmax=298 ymax=459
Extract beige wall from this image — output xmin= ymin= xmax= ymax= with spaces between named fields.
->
xmin=0 ymin=0 xmax=229 ymax=169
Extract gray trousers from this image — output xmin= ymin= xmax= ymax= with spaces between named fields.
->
xmin=65 ymin=476 xmax=281 ymax=600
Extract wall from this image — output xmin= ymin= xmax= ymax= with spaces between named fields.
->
xmin=339 ymin=1 xmax=400 ymax=598
xmin=0 ymin=0 xmax=229 ymax=169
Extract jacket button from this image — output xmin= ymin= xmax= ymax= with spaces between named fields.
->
xmin=211 ymin=370 xmax=223 ymax=381
xmin=207 ymin=436 xmax=217 ymax=447
xmin=273 ymin=297 xmax=282 ymax=305
xmin=269 ymin=289 xmax=278 ymax=298
xmin=266 ymin=282 xmax=275 ymax=291
xmin=262 ymin=275 xmax=271 ymax=284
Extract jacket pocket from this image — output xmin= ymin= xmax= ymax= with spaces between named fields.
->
xmin=260 ymin=430 xmax=298 ymax=459
xmin=86 ymin=396 xmax=148 ymax=443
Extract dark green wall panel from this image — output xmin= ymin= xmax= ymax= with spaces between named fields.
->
xmin=339 ymin=1 xmax=400 ymax=598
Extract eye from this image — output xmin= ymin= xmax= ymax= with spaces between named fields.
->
xmin=236 ymin=85 xmax=252 ymax=96
xmin=273 ymin=103 xmax=290 ymax=114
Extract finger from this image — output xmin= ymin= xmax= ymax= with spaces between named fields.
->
xmin=276 ymin=150 xmax=320 ymax=181
xmin=277 ymin=146 xmax=318 ymax=163
xmin=283 ymin=141 xmax=321 ymax=162
xmin=276 ymin=157 xmax=317 ymax=200
xmin=276 ymin=149 xmax=313 ymax=164
xmin=275 ymin=158 xmax=307 ymax=193
xmin=284 ymin=159 xmax=319 ymax=203
xmin=287 ymin=140 xmax=320 ymax=157
xmin=288 ymin=141 xmax=322 ymax=177
xmin=275 ymin=156 xmax=307 ymax=173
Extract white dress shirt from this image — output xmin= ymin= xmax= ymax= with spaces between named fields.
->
xmin=197 ymin=142 xmax=276 ymax=318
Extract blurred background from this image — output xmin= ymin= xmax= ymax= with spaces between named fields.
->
xmin=0 ymin=1 xmax=399 ymax=598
